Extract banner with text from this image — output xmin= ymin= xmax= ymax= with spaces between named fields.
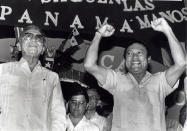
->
xmin=0 ymin=0 xmax=186 ymax=40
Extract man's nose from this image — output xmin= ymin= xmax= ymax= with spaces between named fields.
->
xmin=74 ymin=102 xmax=80 ymax=108
xmin=28 ymin=40 xmax=39 ymax=46
xmin=132 ymin=53 xmax=138 ymax=59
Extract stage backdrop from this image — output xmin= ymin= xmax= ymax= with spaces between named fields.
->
xmin=0 ymin=0 xmax=185 ymax=82
xmin=0 ymin=0 xmax=186 ymax=41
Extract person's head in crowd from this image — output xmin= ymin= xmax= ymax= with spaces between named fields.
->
xmin=176 ymin=90 xmax=185 ymax=105
xmin=18 ymin=25 xmax=46 ymax=60
xmin=87 ymin=88 xmax=101 ymax=111
xmin=123 ymin=40 xmax=151 ymax=76
xmin=68 ymin=83 xmax=89 ymax=119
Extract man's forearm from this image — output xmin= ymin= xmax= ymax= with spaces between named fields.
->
xmin=84 ymin=32 xmax=102 ymax=69
xmin=164 ymin=27 xmax=185 ymax=67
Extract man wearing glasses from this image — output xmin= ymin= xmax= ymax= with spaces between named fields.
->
xmin=0 ymin=25 xmax=66 ymax=131
xmin=66 ymin=82 xmax=99 ymax=131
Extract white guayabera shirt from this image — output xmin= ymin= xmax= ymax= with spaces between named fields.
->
xmin=0 ymin=58 xmax=66 ymax=131
xmin=66 ymin=115 xmax=100 ymax=131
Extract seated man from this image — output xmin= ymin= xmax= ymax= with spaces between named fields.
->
xmin=66 ymin=83 xmax=99 ymax=131
xmin=85 ymin=88 xmax=112 ymax=131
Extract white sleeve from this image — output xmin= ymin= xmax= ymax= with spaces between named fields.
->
xmin=160 ymin=71 xmax=179 ymax=97
xmin=100 ymin=69 xmax=117 ymax=94
xmin=51 ymin=74 xmax=67 ymax=131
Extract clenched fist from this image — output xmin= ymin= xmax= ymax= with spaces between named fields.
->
xmin=151 ymin=18 xmax=171 ymax=34
xmin=97 ymin=24 xmax=115 ymax=37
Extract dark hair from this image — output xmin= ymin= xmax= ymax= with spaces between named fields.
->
xmin=123 ymin=40 xmax=151 ymax=58
xmin=69 ymin=83 xmax=89 ymax=103
xmin=87 ymin=87 xmax=100 ymax=100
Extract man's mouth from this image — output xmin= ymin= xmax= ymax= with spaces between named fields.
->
xmin=29 ymin=47 xmax=37 ymax=53
xmin=132 ymin=61 xmax=140 ymax=65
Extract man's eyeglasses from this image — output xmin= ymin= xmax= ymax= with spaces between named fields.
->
xmin=21 ymin=32 xmax=46 ymax=44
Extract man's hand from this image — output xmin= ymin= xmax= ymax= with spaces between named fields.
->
xmin=97 ymin=24 xmax=115 ymax=37
xmin=151 ymin=18 xmax=171 ymax=34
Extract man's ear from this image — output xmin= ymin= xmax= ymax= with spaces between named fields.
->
xmin=148 ymin=56 xmax=151 ymax=63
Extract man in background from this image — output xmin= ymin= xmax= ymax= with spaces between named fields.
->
xmin=66 ymin=82 xmax=99 ymax=131
xmin=85 ymin=88 xmax=112 ymax=131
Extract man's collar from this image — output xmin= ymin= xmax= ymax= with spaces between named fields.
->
xmin=19 ymin=58 xmax=41 ymax=66
xmin=19 ymin=57 xmax=42 ymax=72
xmin=127 ymin=71 xmax=152 ymax=84
xmin=67 ymin=113 xmax=86 ymax=120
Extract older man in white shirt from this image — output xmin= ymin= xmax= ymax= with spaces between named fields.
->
xmin=0 ymin=25 xmax=66 ymax=131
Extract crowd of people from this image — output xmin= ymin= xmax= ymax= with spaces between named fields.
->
xmin=0 ymin=17 xmax=186 ymax=131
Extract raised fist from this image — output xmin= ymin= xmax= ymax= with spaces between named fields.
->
xmin=97 ymin=24 xmax=115 ymax=37
xmin=151 ymin=18 xmax=172 ymax=34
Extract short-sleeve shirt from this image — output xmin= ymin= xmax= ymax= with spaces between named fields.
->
xmin=100 ymin=69 xmax=179 ymax=131
xmin=88 ymin=112 xmax=110 ymax=131
xmin=66 ymin=115 xmax=100 ymax=131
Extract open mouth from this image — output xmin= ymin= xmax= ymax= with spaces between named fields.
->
xmin=29 ymin=47 xmax=37 ymax=52
xmin=132 ymin=61 xmax=140 ymax=65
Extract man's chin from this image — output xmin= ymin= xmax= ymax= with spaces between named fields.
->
xmin=129 ymin=69 xmax=143 ymax=75
xmin=129 ymin=67 xmax=141 ymax=73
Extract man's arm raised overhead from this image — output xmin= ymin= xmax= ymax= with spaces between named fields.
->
xmin=84 ymin=24 xmax=115 ymax=85
xmin=151 ymin=18 xmax=186 ymax=87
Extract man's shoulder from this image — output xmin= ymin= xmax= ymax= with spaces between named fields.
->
xmin=95 ymin=112 xmax=107 ymax=120
xmin=84 ymin=118 xmax=100 ymax=131
xmin=0 ymin=61 xmax=19 ymax=68
xmin=41 ymin=67 xmax=59 ymax=78
xmin=151 ymin=71 xmax=165 ymax=78
xmin=41 ymin=66 xmax=56 ymax=73
xmin=113 ymin=70 xmax=128 ymax=77
xmin=0 ymin=61 xmax=17 ymax=65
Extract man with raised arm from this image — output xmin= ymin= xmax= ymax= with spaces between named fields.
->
xmin=84 ymin=18 xmax=186 ymax=131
